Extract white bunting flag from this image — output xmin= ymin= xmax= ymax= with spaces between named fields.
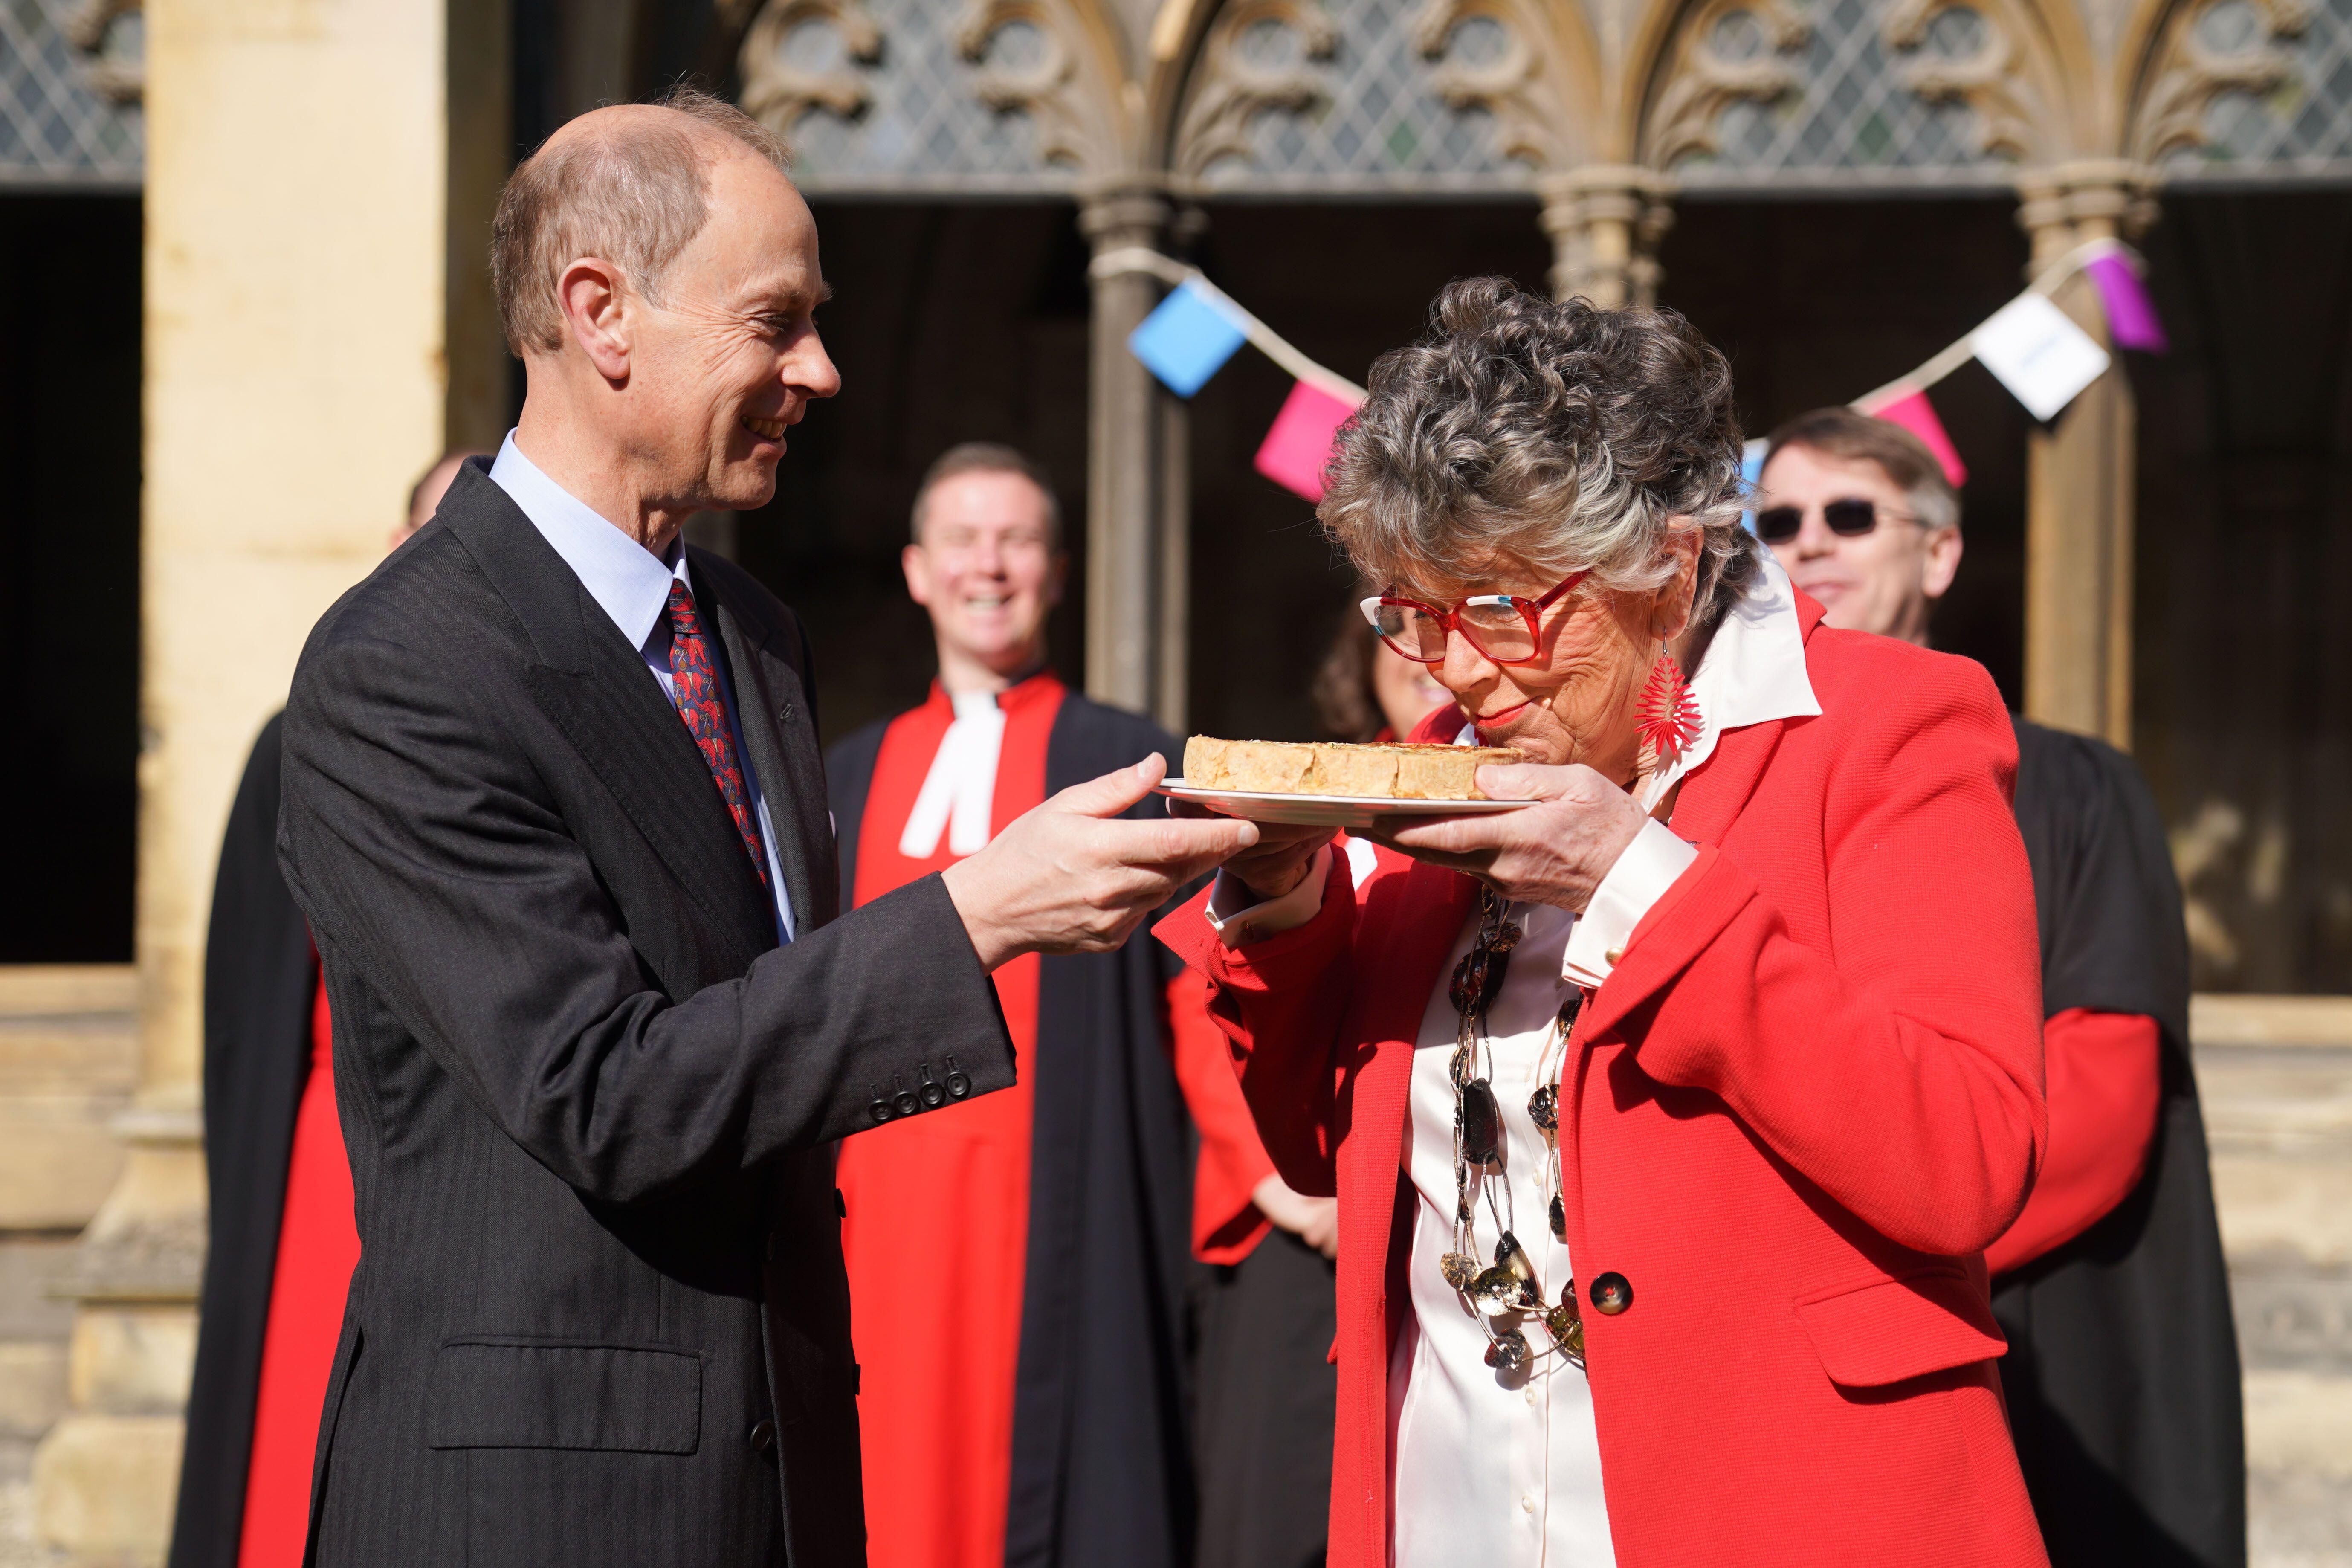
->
xmin=1969 ymin=293 xmax=2111 ymax=422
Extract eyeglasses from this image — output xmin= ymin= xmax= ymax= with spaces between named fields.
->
xmin=1360 ymin=570 xmax=1591 ymax=667
xmin=1752 ymin=498 xmax=1920 ymax=545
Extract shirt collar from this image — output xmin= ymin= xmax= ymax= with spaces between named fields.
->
xmin=489 ymin=431 xmax=688 ymax=653
xmin=1675 ymin=547 xmax=1820 ymax=776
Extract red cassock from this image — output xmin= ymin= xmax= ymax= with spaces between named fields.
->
xmin=836 ymin=673 xmax=1262 ymax=1568
xmin=1157 ymin=598 xmax=2054 ymax=1568
xmin=238 ymin=962 xmax=362 ymax=1568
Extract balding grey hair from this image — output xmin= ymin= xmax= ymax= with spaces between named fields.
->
xmin=1320 ymin=278 xmax=1759 ymax=633
xmin=492 ymin=85 xmax=792 ymax=357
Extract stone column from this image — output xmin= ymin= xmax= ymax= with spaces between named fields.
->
xmin=2015 ymin=160 xmax=2158 ymax=751
xmin=1538 ymin=166 xmax=1676 ymax=310
xmin=32 ymin=2 xmax=510 ymax=1560
xmin=1078 ymin=183 xmax=1188 ymax=729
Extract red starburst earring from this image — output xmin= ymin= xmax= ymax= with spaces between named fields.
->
xmin=1636 ymin=652 xmax=1703 ymax=764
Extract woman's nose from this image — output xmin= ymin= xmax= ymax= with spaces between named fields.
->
xmin=1440 ymin=629 xmax=1497 ymax=694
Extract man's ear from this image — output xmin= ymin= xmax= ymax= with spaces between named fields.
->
xmin=1920 ymin=526 xmax=1964 ymax=602
xmin=901 ymin=542 xmax=933 ymax=607
xmin=556 ymin=257 xmax=633 ymax=383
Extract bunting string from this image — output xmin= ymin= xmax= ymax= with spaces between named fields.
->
xmin=1103 ymin=232 xmax=2167 ymax=504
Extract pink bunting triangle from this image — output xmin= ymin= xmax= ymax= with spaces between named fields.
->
xmin=1860 ymin=385 xmax=1967 ymax=488
xmin=1254 ymin=380 xmax=1362 ymax=502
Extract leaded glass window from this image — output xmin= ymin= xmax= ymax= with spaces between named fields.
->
xmin=2163 ymin=0 xmax=2352 ymax=179
xmin=752 ymin=0 xmax=1077 ymax=194
xmin=0 ymin=0 xmax=143 ymax=188
xmin=1660 ymin=0 xmax=2019 ymax=191
xmin=1179 ymin=0 xmax=1532 ymax=194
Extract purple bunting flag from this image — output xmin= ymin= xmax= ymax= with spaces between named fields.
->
xmin=2084 ymin=252 xmax=2169 ymax=354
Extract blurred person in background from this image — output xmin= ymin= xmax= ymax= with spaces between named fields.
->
xmin=169 ymin=448 xmax=484 ymax=1568
xmin=1312 ymin=609 xmax=1458 ymax=743
xmin=1757 ymin=407 xmax=2243 ymax=1568
xmin=823 ymin=442 xmax=1261 ymax=1568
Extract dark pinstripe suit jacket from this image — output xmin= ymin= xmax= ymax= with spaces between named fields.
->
xmin=276 ymin=462 xmax=1014 ymax=1567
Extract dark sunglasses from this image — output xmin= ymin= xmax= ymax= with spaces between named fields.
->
xmin=1752 ymin=498 xmax=1918 ymax=545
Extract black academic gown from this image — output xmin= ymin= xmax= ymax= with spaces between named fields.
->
xmin=168 ymin=713 xmax=319 ymax=1568
xmin=1996 ymin=717 xmax=2245 ymax=1568
xmin=827 ymin=692 xmax=1198 ymax=1568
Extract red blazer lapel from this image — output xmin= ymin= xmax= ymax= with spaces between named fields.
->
xmin=1340 ymin=859 xmax=1474 ymax=1263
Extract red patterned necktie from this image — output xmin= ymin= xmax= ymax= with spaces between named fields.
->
xmin=664 ymin=580 xmax=769 ymax=886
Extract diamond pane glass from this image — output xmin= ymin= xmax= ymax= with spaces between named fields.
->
xmin=770 ymin=0 xmax=1071 ymax=194
xmin=1194 ymin=0 xmax=1530 ymax=193
xmin=0 ymin=0 xmax=142 ymax=188
xmin=1671 ymin=0 xmax=2009 ymax=190
xmin=2164 ymin=0 xmax=2352 ymax=178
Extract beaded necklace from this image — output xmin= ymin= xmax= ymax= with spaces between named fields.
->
xmin=1438 ymin=885 xmax=1587 ymax=1371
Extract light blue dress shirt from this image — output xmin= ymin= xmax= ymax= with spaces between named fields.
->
xmin=488 ymin=433 xmax=796 ymax=943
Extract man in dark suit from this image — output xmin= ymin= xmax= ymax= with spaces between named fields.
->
xmin=273 ymin=89 xmax=1254 ymax=1567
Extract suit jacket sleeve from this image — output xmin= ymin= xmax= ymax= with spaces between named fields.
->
xmin=277 ymin=629 xmax=1014 ymax=1207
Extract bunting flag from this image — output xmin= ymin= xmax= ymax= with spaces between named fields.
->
xmin=1859 ymin=386 xmax=1969 ymax=486
xmin=1129 ymin=279 xmax=1249 ymax=397
xmin=1104 ymin=232 xmax=2167 ymax=514
xmin=1970 ymin=293 xmax=2112 ymax=423
xmin=2083 ymin=250 xmax=2170 ymax=353
xmin=1254 ymin=381 xmax=1364 ymax=502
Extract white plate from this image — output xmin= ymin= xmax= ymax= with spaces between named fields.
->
xmin=1154 ymin=780 xmax=1536 ymax=829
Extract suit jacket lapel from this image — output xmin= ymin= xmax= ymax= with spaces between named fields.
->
xmin=691 ymin=551 xmax=834 ymax=933
xmin=439 ymin=466 xmax=774 ymax=961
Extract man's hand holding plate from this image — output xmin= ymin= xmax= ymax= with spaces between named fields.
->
xmin=944 ymin=754 xmax=1260 ymax=971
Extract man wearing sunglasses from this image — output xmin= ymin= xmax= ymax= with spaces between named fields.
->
xmin=1757 ymin=408 xmax=2243 ymax=1568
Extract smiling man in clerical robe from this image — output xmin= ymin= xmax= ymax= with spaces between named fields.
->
xmin=825 ymin=443 xmax=1260 ymax=1568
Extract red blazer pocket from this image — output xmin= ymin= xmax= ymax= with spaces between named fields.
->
xmin=1793 ymin=1266 xmax=2007 ymax=1389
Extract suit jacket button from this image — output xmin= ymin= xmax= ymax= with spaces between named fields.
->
xmin=918 ymin=1068 xmax=946 ymax=1109
xmin=749 ymin=1418 xmax=777 ymax=1453
xmin=1589 ymin=1272 xmax=1633 ymax=1316
xmin=869 ymin=1093 xmax=892 ymax=1125
xmin=892 ymin=1089 xmax=921 ymax=1118
xmin=944 ymin=1057 xmax=971 ymax=1098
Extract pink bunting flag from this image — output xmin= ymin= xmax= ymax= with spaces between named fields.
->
xmin=2083 ymin=252 xmax=2169 ymax=353
xmin=1254 ymin=380 xmax=1363 ymax=502
xmin=1860 ymin=385 xmax=1968 ymax=488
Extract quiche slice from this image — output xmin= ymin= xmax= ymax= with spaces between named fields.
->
xmin=1182 ymin=736 xmax=1521 ymax=801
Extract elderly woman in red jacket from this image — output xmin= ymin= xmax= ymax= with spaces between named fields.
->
xmin=1158 ymin=279 xmax=2050 ymax=1568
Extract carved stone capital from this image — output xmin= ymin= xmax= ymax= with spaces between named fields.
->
xmin=1538 ymin=167 xmax=1676 ymax=309
xmin=2015 ymin=157 xmax=2161 ymax=265
xmin=1078 ymin=183 xmax=1174 ymax=256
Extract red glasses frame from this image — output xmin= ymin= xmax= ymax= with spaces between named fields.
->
xmin=1359 ymin=569 xmax=1592 ymax=666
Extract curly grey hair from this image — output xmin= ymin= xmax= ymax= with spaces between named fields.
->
xmin=1319 ymin=278 xmax=1760 ymax=634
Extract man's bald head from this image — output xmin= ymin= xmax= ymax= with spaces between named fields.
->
xmin=492 ymin=87 xmax=792 ymax=357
